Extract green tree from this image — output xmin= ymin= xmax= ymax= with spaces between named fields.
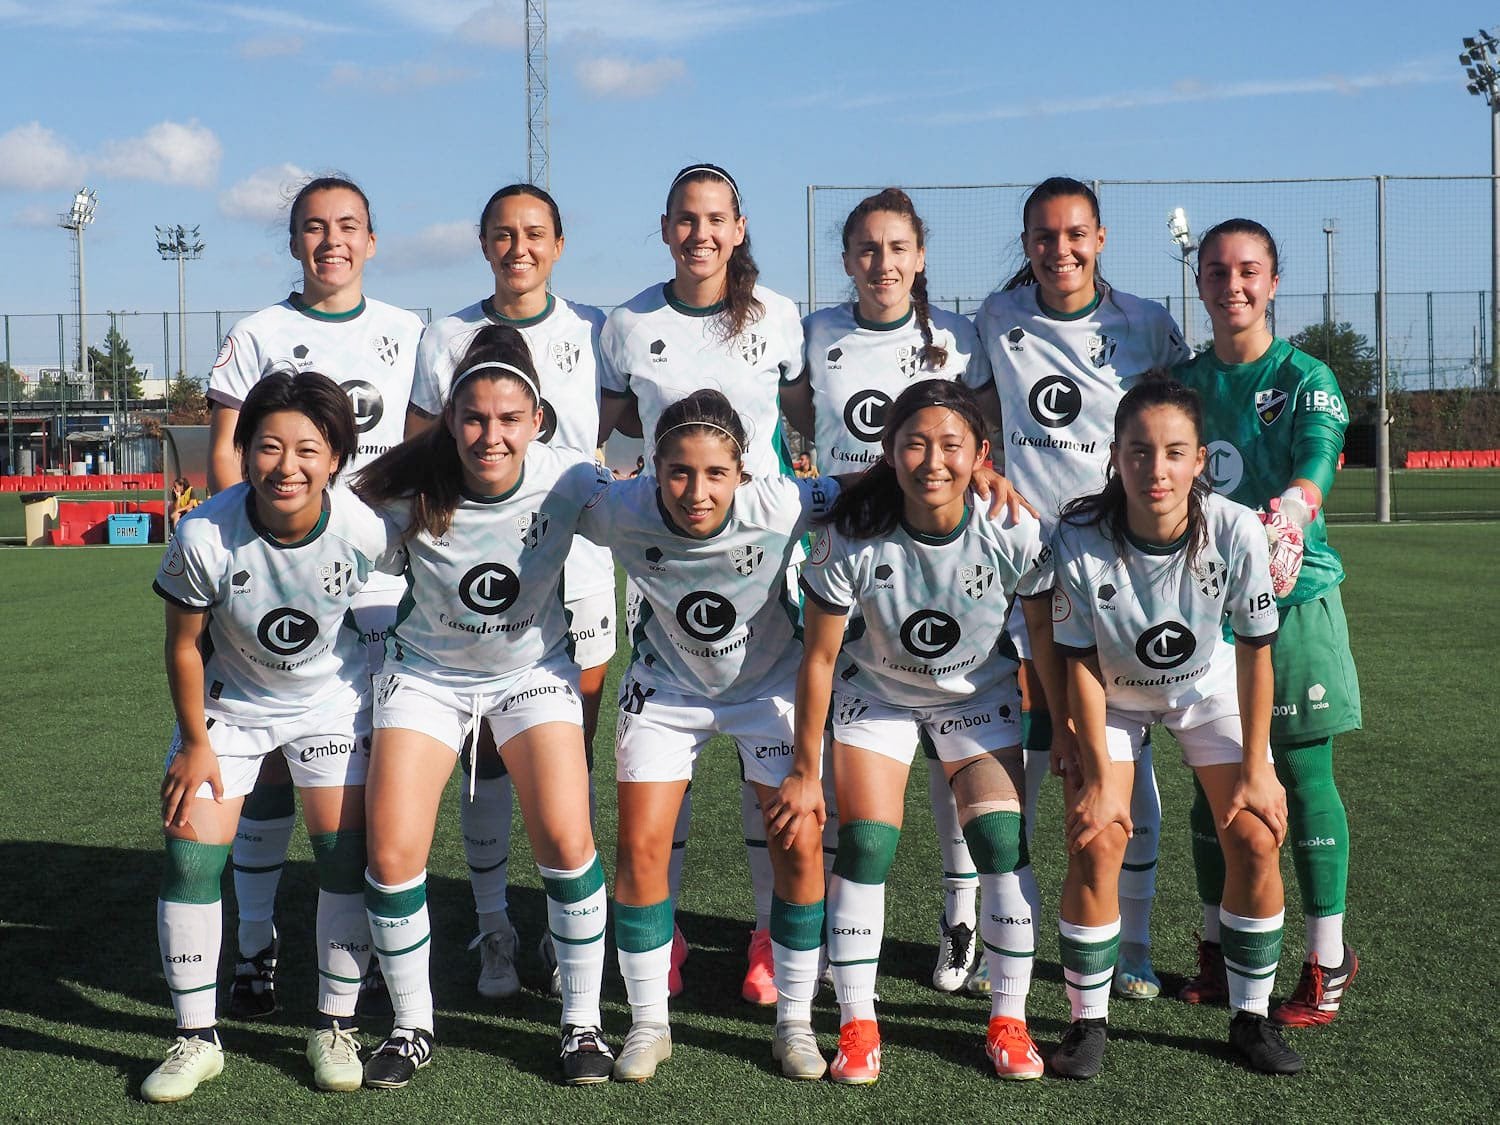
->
xmin=1288 ymin=320 xmax=1378 ymax=401
xmin=0 ymin=361 xmax=25 ymax=403
xmin=167 ymin=372 xmax=210 ymax=424
xmin=87 ymin=324 xmax=146 ymax=401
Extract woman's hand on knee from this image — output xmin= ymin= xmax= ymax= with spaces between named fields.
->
xmin=765 ymin=770 xmax=826 ymax=850
xmin=1221 ymin=772 xmax=1288 ymax=847
xmin=1066 ymin=780 xmax=1132 ymax=855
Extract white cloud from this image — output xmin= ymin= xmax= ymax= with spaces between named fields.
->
xmin=96 ymin=120 xmax=222 ymax=188
xmin=216 ymin=4 xmax=351 ymax=34
xmin=11 ymin=203 xmax=57 ymax=228
xmin=925 ymin=62 xmax=1452 ymax=126
xmin=238 ymin=34 xmax=304 ymax=59
xmin=0 ymin=122 xmax=87 ymax=190
xmin=327 ymin=59 xmax=474 ymax=94
xmin=456 ymin=2 xmax=522 ymax=48
xmin=377 ymin=220 xmax=479 ymax=273
xmin=219 ymin=163 xmax=311 ymax=222
xmin=575 ymin=55 xmax=686 ymax=98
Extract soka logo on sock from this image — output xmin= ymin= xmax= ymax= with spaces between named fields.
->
xmin=1297 ymin=836 xmax=1337 ymax=848
xmin=990 ymin=914 xmax=1032 ymax=926
xmin=831 ymin=926 xmax=873 ymax=936
xmin=372 ymin=917 xmax=410 ymax=929
xmin=165 ymin=953 xmax=203 ymax=963
xmin=560 ymin=904 xmax=600 ymax=917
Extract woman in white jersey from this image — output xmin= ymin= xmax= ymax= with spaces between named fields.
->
xmin=974 ymin=176 xmax=1191 ymax=999
xmin=205 ymin=175 xmax=421 ymax=1021
xmin=405 ymin=184 xmax=612 ymax=1003
xmin=1047 ymin=375 xmax=1300 ymax=1078
xmin=578 ymin=389 xmax=832 ymax=1082
xmin=351 ymin=324 xmax=616 ymax=1089
xmin=144 ymin=372 xmax=394 ymax=1102
xmin=786 ymin=187 xmax=1002 ymax=995
xmin=798 ymin=379 xmax=1061 ymax=1086
xmin=600 ymin=162 xmax=804 ymax=1004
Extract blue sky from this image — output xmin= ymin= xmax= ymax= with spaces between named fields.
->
xmin=0 ymin=1 xmax=1494 ymax=377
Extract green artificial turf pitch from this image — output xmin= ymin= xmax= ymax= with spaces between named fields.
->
xmin=0 ymin=523 xmax=1496 ymax=1122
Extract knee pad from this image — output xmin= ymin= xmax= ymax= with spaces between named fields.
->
xmin=161 ymin=838 xmax=230 ymax=904
xmin=832 ymin=820 xmax=900 ymax=885
xmin=962 ymin=810 xmax=1027 ymax=875
xmin=310 ymin=830 xmax=367 ymax=895
xmin=240 ymin=780 xmax=295 ymax=822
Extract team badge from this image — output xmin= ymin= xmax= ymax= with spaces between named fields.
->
xmin=375 ymin=674 xmax=401 ymax=707
xmin=212 ymin=336 xmax=235 ymax=370
xmin=738 ymin=332 xmax=767 ymax=366
xmin=731 ymin=544 xmax=764 ymax=576
xmin=809 ymin=531 xmax=832 ymax=566
xmin=897 ymin=344 xmax=919 ymax=378
xmin=1255 ymin=388 xmax=1288 ymax=426
xmin=960 ymin=564 xmax=995 ymax=599
xmin=1087 ymin=333 xmax=1117 ymax=368
xmin=1192 ymin=560 xmax=1226 ymax=598
xmin=516 ymin=512 xmax=550 ymax=548
xmin=837 ymin=697 xmax=869 ymax=724
xmin=321 ymin=560 xmax=353 ymax=596
xmin=551 ymin=341 xmax=581 ymax=374
xmin=373 ymin=335 xmax=400 ymax=366
xmin=162 ymin=537 xmax=187 ymax=577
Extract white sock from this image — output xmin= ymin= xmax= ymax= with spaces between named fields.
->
xmin=927 ymin=757 xmax=978 ymax=929
xmin=1304 ymin=912 xmax=1345 ymax=967
xmin=1202 ymin=903 xmax=1222 ymax=943
xmin=827 ymin=873 xmax=884 ymax=1024
xmin=540 ymin=855 xmax=607 ymax=1029
xmin=618 ymin=941 xmax=672 ymax=1027
xmin=1118 ymin=738 xmax=1160 ymax=949
xmin=1221 ymin=908 xmax=1284 ymax=1017
xmin=232 ymin=813 xmax=294 ymax=957
xmin=668 ymin=787 xmax=691 ymax=906
xmin=1059 ymin=917 xmax=1120 ymax=1022
xmin=1022 ymin=748 xmax=1049 ymax=848
xmin=158 ymin=898 xmax=221 ymax=1029
xmin=742 ymin=784 xmax=774 ymax=931
xmin=365 ymin=870 xmax=434 ymax=1032
xmin=981 ymin=867 xmax=1038 ymax=1021
xmin=461 ymin=773 xmax=513 ymax=932
xmin=316 ymin=890 xmax=371 ymax=1019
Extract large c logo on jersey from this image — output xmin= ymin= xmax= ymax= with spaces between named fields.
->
xmin=1027 ymin=375 xmax=1082 ymax=429
xmin=341 ymin=379 xmax=384 ymax=434
xmin=538 ymin=398 xmax=558 ymax=444
xmin=899 ymin=610 xmax=961 ymax=659
xmin=1135 ymin=621 xmax=1196 ymax=670
xmin=676 ymin=591 xmax=736 ymax=642
xmin=843 ymin=390 xmax=892 ymax=443
xmin=459 ymin=563 xmax=521 ymax=616
xmin=257 ymin=608 xmax=319 ymax=656
xmin=1205 ymin=441 xmax=1243 ymax=495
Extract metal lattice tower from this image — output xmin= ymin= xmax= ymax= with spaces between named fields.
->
xmin=525 ymin=0 xmax=549 ymax=190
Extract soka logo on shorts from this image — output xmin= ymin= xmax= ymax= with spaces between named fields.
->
xmin=900 ymin=610 xmax=961 ymax=659
xmin=257 ymin=608 xmax=319 ymax=656
xmin=459 ymin=563 xmax=521 ymax=616
xmin=1206 ymin=440 xmax=1244 ymax=495
xmin=1135 ymin=621 xmax=1196 ymax=670
xmin=1027 ymin=375 xmax=1082 ymax=428
xmin=341 ymin=379 xmax=383 ymax=433
xmin=843 ymin=389 xmax=892 ymax=443
xmin=676 ymin=591 xmax=736 ymax=642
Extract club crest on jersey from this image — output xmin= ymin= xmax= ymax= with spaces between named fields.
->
xmin=1255 ymin=388 xmax=1288 ymax=426
xmin=321 ymin=560 xmax=353 ymax=596
xmin=516 ymin=512 xmax=550 ymax=548
xmin=960 ymin=564 xmax=995 ymax=599
xmin=1087 ymin=333 xmax=1117 ymax=368
xmin=896 ymin=344 xmax=919 ymax=378
xmin=737 ymin=332 xmax=767 ymax=366
xmin=838 ymin=697 xmax=869 ymax=724
xmin=551 ymin=341 xmax=581 ymax=374
xmin=1193 ymin=560 xmax=1226 ymax=598
xmin=375 ymin=674 xmax=400 ymax=707
xmin=731 ymin=544 xmax=764 ymax=576
xmin=373 ymin=335 xmax=400 ymax=367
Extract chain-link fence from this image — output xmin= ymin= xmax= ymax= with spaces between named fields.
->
xmin=809 ymin=176 xmax=1500 ymax=521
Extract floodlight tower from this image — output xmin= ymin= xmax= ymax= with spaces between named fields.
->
xmin=1168 ymin=207 xmax=1197 ymax=350
xmin=156 ymin=225 xmax=205 ymax=380
xmin=1460 ymin=26 xmax=1500 ymax=387
xmin=525 ymin=0 xmax=549 ymax=190
xmin=57 ymin=187 xmax=97 ymax=458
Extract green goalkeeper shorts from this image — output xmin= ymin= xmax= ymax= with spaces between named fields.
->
xmin=1269 ymin=584 xmax=1362 ymax=745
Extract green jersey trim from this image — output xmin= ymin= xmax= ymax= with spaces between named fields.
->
xmin=1037 ymin=289 xmax=1102 ymax=322
xmin=461 ymin=464 xmax=526 ymax=505
xmin=288 ymin=292 xmax=366 ymax=323
xmin=663 ymin=282 xmax=726 ymax=318
xmin=852 ymin=304 xmax=915 ymax=332
xmin=482 ymin=292 xmax=555 ymax=328
xmin=245 ymin=489 xmax=330 ymax=549
xmin=1123 ymin=526 xmax=1189 ymax=555
xmin=901 ymin=504 xmax=972 ymax=545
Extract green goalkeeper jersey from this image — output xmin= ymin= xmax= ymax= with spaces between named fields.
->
xmin=1174 ymin=337 xmax=1347 ymax=605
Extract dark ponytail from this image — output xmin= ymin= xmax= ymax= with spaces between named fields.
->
xmin=841 ymin=187 xmax=948 ymax=370
xmin=822 ymin=378 xmax=988 ymax=539
xmin=352 ymin=323 xmax=540 ymax=539
xmin=1001 ymin=176 xmax=1102 ymax=291
xmin=1059 ymin=372 xmax=1212 ymax=567
xmin=666 ymin=163 xmax=764 ymax=342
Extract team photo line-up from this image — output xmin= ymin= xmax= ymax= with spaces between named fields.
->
xmin=141 ymin=163 xmax=1361 ymax=1102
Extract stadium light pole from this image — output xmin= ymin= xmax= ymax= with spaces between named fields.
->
xmin=57 ymin=188 xmax=96 ymax=466
xmin=156 ymin=225 xmax=205 ymax=381
xmin=1323 ymin=218 xmax=1338 ymax=326
xmin=1461 ymin=27 xmax=1500 ymax=387
xmin=1168 ymin=207 xmax=1197 ymax=349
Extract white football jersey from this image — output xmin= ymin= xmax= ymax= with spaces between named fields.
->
xmin=580 ymin=474 xmax=838 ymax=703
xmin=379 ymin=443 xmax=612 ymax=691
xmin=797 ymin=303 xmax=993 ymax=474
xmin=153 ymin=484 xmax=398 ymax=728
xmin=1050 ymin=491 xmax=1278 ymax=714
xmin=600 ymin=282 xmax=803 ymax=480
xmin=800 ymin=505 xmax=1053 ymax=708
xmin=209 ymin=294 xmax=422 ymax=476
xmin=974 ymin=285 xmax=1189 ymax=526
xmin=408 ymin=294 xmax=613 ymax=601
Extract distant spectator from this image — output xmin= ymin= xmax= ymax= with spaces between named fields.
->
xmin=169 ymin=477 xmax=199 ymax=532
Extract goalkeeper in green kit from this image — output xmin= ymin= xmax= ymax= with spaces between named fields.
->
xmin=1173 ymin=218 xmax=1360 ymax=1027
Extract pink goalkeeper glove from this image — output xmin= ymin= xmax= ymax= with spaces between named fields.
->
xmin=1259 ymin=487 xmax=1317 ymax=598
